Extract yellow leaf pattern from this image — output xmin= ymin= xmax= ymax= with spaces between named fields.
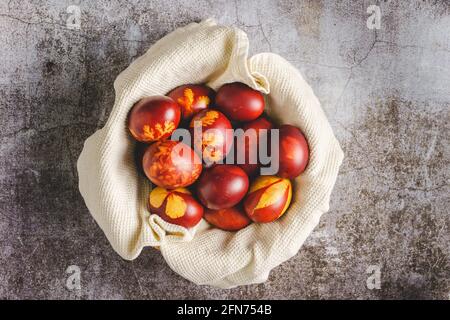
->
xmin=165 ymin=193 xmax=187 ymax=219
xmin=255 ymin=179 xmax=290 ymax=210
xmin=196 ymin=95 xmax=210 ymax=107
xmin=202 ymin=131 xmax=224 ymax=147
xmin=201 ymin=110 xmax=219 ymax=126
xmin=142 ymin=120 xmax=175 ymax=141
xmin=249 ymin=176 xmax=280 ymax=193
xmin=203 ymin=148 xmax=223 ymax=162
xmin=149 ymin=142 xmax=202 ymax=188
xmin=191 ymin=110 xmax=219 ymax=127
xmin=177 ymin=88 xmax=210 ymax=118
xmin=177 ymin=88 xmax=195 ymax=114
xmin=149 ymin=187 xmax=169 ymax=208
xmin=142 ymin=125 xmax=155 ymax=141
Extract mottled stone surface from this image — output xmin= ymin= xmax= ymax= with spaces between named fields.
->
xmin=0 ymin=0 xmax=449 ymax=299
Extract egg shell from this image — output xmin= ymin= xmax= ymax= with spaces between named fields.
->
xmin=215 ymin=82 xmax=265 ymax=122
xmin=234 ymin=116 xmax=274 ymax=177
xmin=149 ymin=187 xmax=204 ymax=228
xmin=143 ymin=140 xmax=202 ymax=188
xmin=128 ymin=96 xmax=181 ymax=143
xmin=244 ymin=175 xmax=292 ymax=223
xmin=196 ymin=165 xmax=249 ymax=210
xmin=204 ymin=205 xmax=251 ymax=231
xmin=276 ymin=125 xmax=309 ymax=178
xmin=167 ymin=84 xmax=215 ymax=121
xmin=189 ymin=109 xmax=233 ymax=166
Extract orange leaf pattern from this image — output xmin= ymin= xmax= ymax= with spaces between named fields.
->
xmin=142 ymin=120 xmax=175 ymax=141
xmin=191 ymin=110 xmax=219 ymax=128
xmin=177 ymin=89 xmax=210 ymax=118
xmin=149 ymin=187 xmax=169 ymax=208
xmin=149 ymin=143 xmax=202 ymax=188
xmin=255 ymin=180 xmax=289 ymax=210
xmin=177 ymin=88 xmax=195 ymax=114
xmin=165 ymin=193 xmax=187 ymax=219
xmin=196 ymin=95 xmax=210 ymax=107
xmin=203 ymin=147 xmax=223 ymax=162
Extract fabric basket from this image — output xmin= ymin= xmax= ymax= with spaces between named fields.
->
xmin=77 ymin=19 xmax=344 ymax=289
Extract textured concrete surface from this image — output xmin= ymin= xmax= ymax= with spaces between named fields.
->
xmin=0 ymin=0 xmax=449 ymax=299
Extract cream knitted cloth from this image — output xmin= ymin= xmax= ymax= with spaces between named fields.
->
xmin=77 ymin=19 xmax=344 ymax=289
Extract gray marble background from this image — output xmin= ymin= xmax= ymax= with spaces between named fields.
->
xmin=0 ymin=0 xmax=449 ymax=299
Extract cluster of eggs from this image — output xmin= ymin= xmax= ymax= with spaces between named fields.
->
xmin=128 ymin=82 xmax=309 ymax=231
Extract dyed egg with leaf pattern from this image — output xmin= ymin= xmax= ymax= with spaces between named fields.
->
xmin=244 ymin=176 xmax=292 ymax=223
xmin=149 ymin=187 xmax=204 ymax=228
xmin=167 ymin=84 xmax=215 ymax=121
xmin=143 ymin=140 xmax=202 ymax=188
xmin=128 ymin=96 xmax=181 ymax=143
xmin=189 ymin=109 xmax=233 ymax=166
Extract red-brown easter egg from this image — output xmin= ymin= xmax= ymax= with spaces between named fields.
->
xmin=149 ymin=187 xmax=203 ymax=228
xmin=167 ymin=84 xmax=215 ymax=121
xmin=189 ymin=109 xmax=233 ymax=166
xmin=196 ymin=165 xmax=249 ymax=210
xmin=234 ymin=116 xmax=274 ymax=177
xmin=215 ymin=82 xmax=265 ymax=122
xmin=143 ymin=140 xmax=202 ymax=188
xmin=276 ymin=125 xmax=309 ymax=179
xmin=204 ymin=205 xmax=251 ymax=231
xmin=244 ymin=176 xmax=292 ymax=223
xmin=128 ymin=96 xmax=181 ymax=143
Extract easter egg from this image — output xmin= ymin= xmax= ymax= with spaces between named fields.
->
xmin=149 ymin=187 xmax=203 ymax=228
xmin=234 ymin=116 xmax=274 ymax=177
xmin=244 ymin=175 xmax=292 ymax=223
xmin=204 ymin=205 xmax=251 ymax=231
xmin=276 ymin=125 xmax=309 ymax=178
xmin=215 ymin=82 xmax=265 ymax=122
xmin=128 ymin=96 xmax=180 ymax=143
xmin=196 ymin=165 xmax=249 ymax=210
xmin=167 ymin=84 xmax=215 ymax=121
xmin=189 ymin=109 xmax=233 ymax=166
xmin=143 ymin=140 xmax=202 ymax=188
